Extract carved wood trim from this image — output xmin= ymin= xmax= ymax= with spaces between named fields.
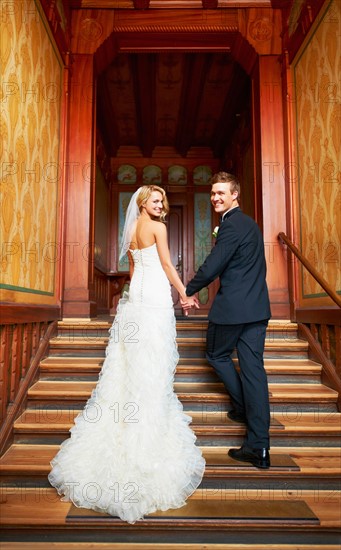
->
xmin=0 ymin=304 xmax=61 ymax=324
xmin=295 ymin=308 xmax=341 ymax=326
xmin=0 ymin=320 xmax=58 ymax=455
xmin=112 ymin=25 xmax=239 ymax=33
xmin=285 ymin=0 xmax=329 ymax=62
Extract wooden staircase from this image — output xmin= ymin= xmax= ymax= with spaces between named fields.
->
xmin=1 ymin=318 xmax=340 ymax=549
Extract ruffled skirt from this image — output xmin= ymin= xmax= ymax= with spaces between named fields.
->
xmin=48 ymin=294 xmax=205 ymax=523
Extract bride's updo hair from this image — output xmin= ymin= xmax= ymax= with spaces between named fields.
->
xmin=136 ymin=185 xmax=169 ymax=222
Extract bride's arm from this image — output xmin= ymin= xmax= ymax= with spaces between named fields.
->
xmin=153 ymin=222 xmax=198 ymax=308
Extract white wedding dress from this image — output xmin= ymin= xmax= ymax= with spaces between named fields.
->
xmin=48 ymin=243 xmax=205 ymax=523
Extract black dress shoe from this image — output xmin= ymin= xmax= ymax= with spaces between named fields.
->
xmin=228 ymin=446 xmax=270 ymax=469
xmin=227 ymin=409 xmax=247 ymax=424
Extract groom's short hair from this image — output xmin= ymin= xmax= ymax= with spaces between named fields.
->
xmin=210 ymin=172 xmax=240 ymax=199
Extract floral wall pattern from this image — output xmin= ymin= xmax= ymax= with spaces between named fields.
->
xmin=0 ymin=0 xmax=63 ymax=304
xmin=294 ymin=0 xmax=340 ymax=302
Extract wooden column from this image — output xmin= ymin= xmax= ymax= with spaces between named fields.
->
xmin=258 ymin=55 xmax=289 ymax=318
xmin=62 ymin=54 xmax=97 ymax=318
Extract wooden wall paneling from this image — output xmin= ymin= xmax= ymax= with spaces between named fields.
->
xmin=250 ymin=59 xmax=263 ymax=233
xmin=280 ymin=50 xmax=301 ymax=318
xmin=258 ymin=55 xmax=289 ymax=318
xmin=62 ymin=54 xmax=97 ymax=318
xmin=56 ymin=57 xmax=72 ymax=318
xmin=90 ymin=64 xmax=98 ymax=306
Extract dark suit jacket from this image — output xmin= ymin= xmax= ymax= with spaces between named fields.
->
xmin=186 ymin=207 xmax=271 ymax=325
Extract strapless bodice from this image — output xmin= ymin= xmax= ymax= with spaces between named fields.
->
xmin=128 ymin=243 xmax=173 ymax=308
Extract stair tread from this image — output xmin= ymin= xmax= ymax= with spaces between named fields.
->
xmin=0 ymin=487 xmax=339 ymax=528
xmin=57 ymin=319 xmax=298 ymax=329
xmin=40 ymin=359 xmax=322 ymax=374
xmin=49 ymin=336 xmax=308 ymax=349
xmin=27 ymin=380 xmax=338 ymax=400
xmin=0 ymin=443 xmax=341 ymax=468
xmin=41 ymin=356 xmax=320 ymax=366
xmin=13 ymin=410 xmax=341 ymax=431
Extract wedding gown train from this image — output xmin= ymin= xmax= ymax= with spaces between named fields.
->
xmin=48 ymin=243 xmax=205 ymax=523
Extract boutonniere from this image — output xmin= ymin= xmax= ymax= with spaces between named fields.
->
xmin=212 ymin=226 xmax=219 ymax=238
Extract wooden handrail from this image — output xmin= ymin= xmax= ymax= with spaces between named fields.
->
xmin=278 ymin=232 xmax=341 ymax=308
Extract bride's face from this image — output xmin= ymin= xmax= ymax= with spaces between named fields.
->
xmin=142 ymin=191 xmax=164 ymax=218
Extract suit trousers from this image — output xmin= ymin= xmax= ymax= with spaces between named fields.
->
xmin=206 ymin=320 xmax=270 ymax=449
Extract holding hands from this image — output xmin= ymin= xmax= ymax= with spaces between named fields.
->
xmin=180 ymin=294 xmax=200 ymax=316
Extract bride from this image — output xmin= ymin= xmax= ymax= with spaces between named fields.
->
xmin=48 ymin=185 xmax=206 ymax=523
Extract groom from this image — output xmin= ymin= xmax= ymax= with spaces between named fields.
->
xmin=184 ymin=172 xmax=271 ymax=469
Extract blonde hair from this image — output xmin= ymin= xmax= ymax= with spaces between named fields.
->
xmin=136 ymin=185 xmax=169 ymax=221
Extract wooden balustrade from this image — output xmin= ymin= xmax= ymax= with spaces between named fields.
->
xmin=94 ymin=268 xmax=109 ymax=314
xmin=278 ymin=232 xmax=341 ymax=406
xmin=94 ymin=268 xmax=130 ymax=314
xmin=1 ymin=322 xmax=48 ymax=424
xmin=0 ymin=304 xmax=59 ymax=454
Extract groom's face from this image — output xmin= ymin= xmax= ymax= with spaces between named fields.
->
xmin=211 ymin=182 xmax=238 ymax=215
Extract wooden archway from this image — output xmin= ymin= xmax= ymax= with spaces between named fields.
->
xmin=62 ymin=8 xmax=289 ymax=318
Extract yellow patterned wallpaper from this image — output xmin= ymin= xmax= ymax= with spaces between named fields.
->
xmin=294 ymin=0 xmax=341 ymax=303
xmin=0 ymin=0 xmax=63 ymax=304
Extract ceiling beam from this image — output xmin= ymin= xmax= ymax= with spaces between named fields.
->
xmin=175 ymin=54 xmax=212 ymax=157
xmin=212 ymin=65 xmax=249 ymax=158
xmin=131 ymin=54 xmax=156 ymax=158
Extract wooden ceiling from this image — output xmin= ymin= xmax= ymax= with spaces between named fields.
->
xmin=88 ymin=0 xmax=294 ymax=159
xmin=97 ymin=52 xmax=250 ymax=159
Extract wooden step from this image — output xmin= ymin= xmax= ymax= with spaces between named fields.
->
xmin=57 ymin=319 xmax=299 ymax=335
xmin=26 ymin=380 xmax=338 ymax=406
xmin=1 ymin=487 xmax=339 ymax=536
xmin=1 ymin=444 xmax=340 ymax=478
xmin=49 ymin=336 xmax=308 ymax=351
xmin=39 ymin=356 xmax=322 ymax=381
xmin=12 ymin=408 xmax=341 ymax=448
xmin=13 ymin=409 xmax=341 ymax=436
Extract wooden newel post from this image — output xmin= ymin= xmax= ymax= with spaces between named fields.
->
xmin=62 ymin=53 xmax=97 ymax=318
